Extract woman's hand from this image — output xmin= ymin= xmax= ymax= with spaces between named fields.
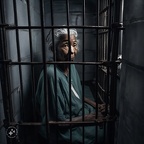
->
xmin=84 ymin=113 xmax=96 ymax=121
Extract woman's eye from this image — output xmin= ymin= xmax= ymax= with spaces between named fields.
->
xmin=72 ymin=43 xmax=77 ymax=47
xmin=62 ymin=43 xmax=68 ymax=48
xmin=74 ymin=43 xmax=77 ymax=47
xmin=64 ymin=44 xmax=68 ymax=47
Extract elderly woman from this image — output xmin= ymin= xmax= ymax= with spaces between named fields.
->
xmin=35 ymin=28 xmax=104 ymax=144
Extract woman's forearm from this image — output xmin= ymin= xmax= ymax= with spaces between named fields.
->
xmin=84 ymin=97 xmax=96 ymax=108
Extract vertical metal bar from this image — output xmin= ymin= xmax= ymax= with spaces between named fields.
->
xmin=39 ymin=0 xmax=50 ymax=143
xmin=50 ymin=0 xmax=58 ymax=143
xmin=50 ymin=0 xmax=56 ymax=61
xmin=65 ymin=0 xmax=72 ymax=143
xmin=95 ymin=0 xmax=100 ymax=143
xmin=26 ymin=0 xmax=33 ymax=61
xmin=108 ymin=0 xmax=121 ymax=144
xmin=107 ymin=0 xmax=112 ymax=107
xmin=95 ymin=0 xmax=99 ymax=143
xmin=119 ymin=0 xmax=124 ymax=55
xmin=110 ymin=0 xmax=120 ymax=123
xmin=13 ymin=0 xmax=24 ymax=120
xmin=0 ymin=0 xmax=7 ymax=59
xmin=110 ymin=0 xmax=121 ymax=116
xmin=105 ymin=0 xmax=113 ymax=143
xmin=82 ymin=0 xmax=85 ymax=143
xmin=107 ymin=0 xmax=112 ymax=118
xmin=26 ymin=0 xmax=36 ymax=121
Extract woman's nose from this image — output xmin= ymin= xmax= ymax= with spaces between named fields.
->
xmin=70 ymin=45 xmax=74 ymax=53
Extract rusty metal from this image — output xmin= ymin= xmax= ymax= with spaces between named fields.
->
xmin=8 ymin=114 xmax=117 ymax=127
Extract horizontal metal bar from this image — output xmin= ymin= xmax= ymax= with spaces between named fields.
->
xmin=0 ymin=60 xmax=121 ymax=65
xmin=8 ymin=115 xmax=117 ymax=126
xmin=3 ymin=25 xmax=124 ymax=30
xmin=0 ymin=24 xmax=10 ymax=27
xmin=0 ymin=59 xmax=12 ymax=63
xmin=8 ymin=122 xmax=97 ymax=126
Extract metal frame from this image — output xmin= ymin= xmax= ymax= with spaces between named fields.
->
xmin=0 ymin=0 xmax=124 ymax=144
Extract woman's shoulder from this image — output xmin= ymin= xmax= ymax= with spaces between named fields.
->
xmin=46 ymin=64 xmax=55 ymax=76
xmin=46 ymin=64 xmax=63 ymax=78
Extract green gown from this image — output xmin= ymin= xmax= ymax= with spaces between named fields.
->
xmin=35 ymin=64 xmax=103 ymax=144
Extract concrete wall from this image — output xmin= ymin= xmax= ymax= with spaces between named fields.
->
xmin=117 ymin=0 xmax=144 ymax=144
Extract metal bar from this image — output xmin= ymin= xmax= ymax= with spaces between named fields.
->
xmin=82 ymin=0 xmax=85 ymax=143
xmin=49 ymin=0 xmax=56 ymax=59
xmin=27 ymin=0 xmax=33 ymax=61
xmin=0 ymin=60 xmax=121 ymax=65
xmin=49 ymin=0 xmax=59 ymax=143
xmin=0 ymin=24 xmax=9 ymax=27
xmin=98 ymin=0 xmax=111 ymax=143
xmin=26 ymin=0 xmax=36 ymax=122
xmin=108 ymin=0 xmax=122 ymax=144
xmin=8 ymin=116 xmax=117 ymax=126
xmin=13 ymin=0 xmax=24 ymax=120
xmin=65 ymin=0 xmax=72 ymax=143
xmin=119 ymin=0 xmax=124 ymax=55
xmin=5 ymin=25 xmax=118 ymax=29
xmin=95 ymin=0 xmax=99 ymax=143
xmin=103 ymin=0 xmax=113 ymax=143
xmin=106 ymin=0 xmax=112 ymax=121
xmin=39 ymin=0 xmax=50 ymax=143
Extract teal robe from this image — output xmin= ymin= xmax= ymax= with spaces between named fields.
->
xmin=35 ymin=64 xmax=103 ymax=144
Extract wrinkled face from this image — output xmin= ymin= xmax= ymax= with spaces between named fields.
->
xmin=56 ymin=34 xmax=78 ymax=61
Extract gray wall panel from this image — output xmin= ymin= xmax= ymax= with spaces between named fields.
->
xmin=123 ymin=0 xmax=144 ymax=23
xmin=118 ymin=64 xmax=144 ymax=144
xmin=117 ymin=0 xmax=144 ymax=144
xmin=123 ymin=22 xmax=144 ymax=67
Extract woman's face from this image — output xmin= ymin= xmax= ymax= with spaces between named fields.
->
xmin=57 ymin=34 xmax=78 ymax=61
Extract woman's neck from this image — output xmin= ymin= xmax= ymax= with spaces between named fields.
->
xmin=57 ymin=63 xmax=69 ymax=75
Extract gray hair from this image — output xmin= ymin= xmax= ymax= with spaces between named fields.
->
xmin=46 ymin=28 xmax=79 ymax=52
